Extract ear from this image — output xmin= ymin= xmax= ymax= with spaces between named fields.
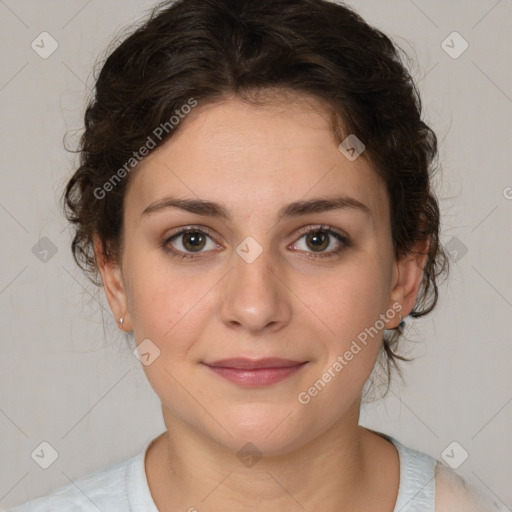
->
xmin=387 ymin=239 xmax=429 ymax=327
xmin=94 ymin=236 xmax=132 ymax=331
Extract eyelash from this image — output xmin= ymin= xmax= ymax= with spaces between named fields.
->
xmin=162 ymin=224 xmax=350 ymax=261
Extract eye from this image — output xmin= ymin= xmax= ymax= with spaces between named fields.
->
xmin=163 ymin=227 xmax=219 ymax=260
xmin=290 ymin=225 xmax=350 ymax=259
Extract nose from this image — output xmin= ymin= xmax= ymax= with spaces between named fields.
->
xmin=219 ymin=242 xmax=292 ymax=335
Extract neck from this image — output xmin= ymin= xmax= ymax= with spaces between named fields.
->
xmin=145 ymin=402 xmax=397 ymax=511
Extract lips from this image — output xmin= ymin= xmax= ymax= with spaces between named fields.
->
xmin=203 ymin=357 xmax=306 ymax=369
xmin=202 ymin=358 xmax=308 ymax=387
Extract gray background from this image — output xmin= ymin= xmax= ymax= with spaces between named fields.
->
xmin=1 ymin=0 xmax=511 ymax=509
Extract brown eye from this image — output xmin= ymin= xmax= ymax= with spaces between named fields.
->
xmin=291 ymin=226 xmax=350 ymax=259
xmin=164 ymin=228 xmax=218 ymax=259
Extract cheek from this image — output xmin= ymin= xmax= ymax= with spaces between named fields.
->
xmin=294 ymin=272 xmax=387 ymax=413
xmin=129 ymin=275 xmax=196 ymax=344
xmin=124 ymin=250 xmax=217 ymax=362
xmin=123 ymin=250 xmax=174 ymax=336
xmin=301 ymin=260 xmax=390 ymax=340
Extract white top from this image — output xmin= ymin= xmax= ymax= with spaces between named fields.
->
xmin=7 ymin=434 xmax=507 ymax=511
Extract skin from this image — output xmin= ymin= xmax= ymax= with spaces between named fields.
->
xmin=95 ymin=92 xmax=428 ymax=511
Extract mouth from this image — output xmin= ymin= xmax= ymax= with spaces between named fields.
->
xmin=202 ymin=358 xmax=308 ymax=387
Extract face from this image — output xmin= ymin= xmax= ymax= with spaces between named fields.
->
xmin=97 ymin=93 xmax=424 ymax=456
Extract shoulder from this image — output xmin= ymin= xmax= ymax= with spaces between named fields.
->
xmin=380 ymin=433 xmax=508 ymax=512
xmin=434 ymin=462 xmax=508 ymax=512
xmin=8 ymin=455 xmax=135 ymax=512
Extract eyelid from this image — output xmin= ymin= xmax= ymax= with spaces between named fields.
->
xmin=164 ymin=224 xmax=220 ymax=243
xmin=292 ymin=224 xmax=349 ymax=243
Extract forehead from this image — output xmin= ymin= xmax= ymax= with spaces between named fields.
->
xmin=125 ymin=94 xmax=388 ymax=223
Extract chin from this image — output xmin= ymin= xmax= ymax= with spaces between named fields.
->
xmin=210 ymin=404 xmax=316 ymax=458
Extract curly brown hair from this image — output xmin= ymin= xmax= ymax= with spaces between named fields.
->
xmin=63 ymin=0 xmax=448 ymax=387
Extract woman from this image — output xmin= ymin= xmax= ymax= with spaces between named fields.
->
xmin=9 ymin=0 xmax=506 ymax=510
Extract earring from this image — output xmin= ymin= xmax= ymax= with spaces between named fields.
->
xmin=398 ymin=313 xmax=405 ymax=329
xmin=119 ymin=317 xmax=124 ymax=326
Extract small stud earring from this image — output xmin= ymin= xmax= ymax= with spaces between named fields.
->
xmin=119 ymin=317 xmax=124 ymax=326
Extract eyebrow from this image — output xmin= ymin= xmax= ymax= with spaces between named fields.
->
xmin=141 ymin=195 xmax=371 ymax=220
